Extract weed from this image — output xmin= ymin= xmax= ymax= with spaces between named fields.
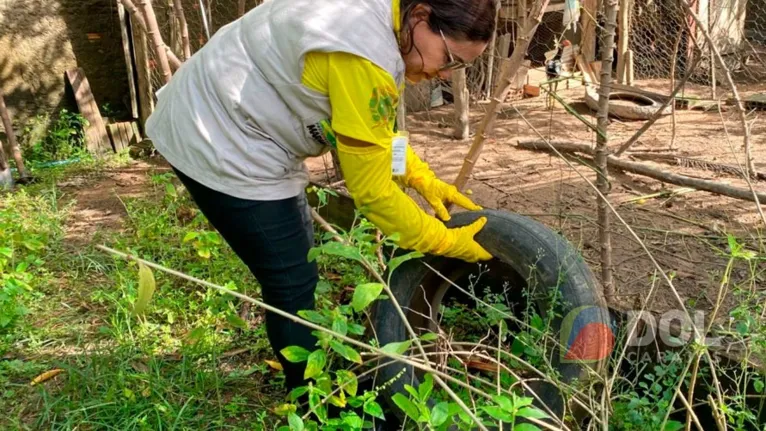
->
xmin=21 ymin=110 xmax=89 ymax=165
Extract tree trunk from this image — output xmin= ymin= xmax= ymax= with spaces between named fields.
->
xmin=452 ymin=0 xmax=551 ymax=193
xmin=138 ymin=0 xmax=172 ymax=84
xmin=173 ymin=0 xmax=191 ymax=59
xmin=452 ymin=69 xmax=469 ymax=140
xmin=596 ymin=0 xmax=618 ymax=300
xmin=0 ymin=91 xmax=27 ymax=178
xmin=581 ymin=0 xmax=600 ymax=62
xmin=119 ymin=0 xmax=183 ymax=70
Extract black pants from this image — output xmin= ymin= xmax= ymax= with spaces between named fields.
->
xmin=173 ymin=167 xmax=317 ymax=390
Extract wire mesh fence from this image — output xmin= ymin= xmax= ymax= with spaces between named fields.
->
xmin=629 ymin=0 xmax=766 ymax=88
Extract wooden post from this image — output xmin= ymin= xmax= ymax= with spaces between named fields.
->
xmin=65 ymin=68 xmax=112 ymax=154
xmin=119 ymin=0 xmax=183 ymax=69
xmin=238 ymin=0 xmax=246 ymax=16
xmin=595 ymin=0 xmax=619 ymax=300
xmin=131 ymin=19 xmax=154 ymax=129
xmin=168 ymin=1 xmax=180 ymax=59
xmin=452 ymin=69 xmax=469 ymax=140
xmin=581 ymin=0 xmax=600 ymax=62
xmin=452 ymin=0 xmax=551 ymax=193
xmin=118 ymin=2 xmax=139 ymax=119
xmin=616 ymin=0 xmax=631 ymax=83
xmin=0 ymin=91 xmax=27 ymax=178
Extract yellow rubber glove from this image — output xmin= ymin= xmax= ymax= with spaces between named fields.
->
xmin=402 ymin=145 xmax=481 ymax=221
xmin=336 ymin=137 xmax=492 ymax=263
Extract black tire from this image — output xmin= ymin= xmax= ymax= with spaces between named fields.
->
xmin=371 ymin=209 xmax=612 ymax=426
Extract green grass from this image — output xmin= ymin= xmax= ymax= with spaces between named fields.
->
xmin=3 ymin=153 xmax=766 ymax=431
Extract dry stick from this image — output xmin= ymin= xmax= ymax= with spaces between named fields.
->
xmin=595 ymin=0 xmax=619 ymax=301
xmin=173 ymin=0 xmax=191 ymax=60
xmin=679 ymin=0 xmax=756 ymax=178
xmin=119 ymin=0 xmax=183 ymax=71
xmin=613 ymin=51 xmax=702 ymax=156
xmin=138 ymin=0 xmax=172 ymax=84
xmin=0 ymin=91 xmax=26 ymax=178
xmin=451 ymin=0 xmax=551 ymax=193
xmin=518 ymin=140 xmax=766 ymax=204
xmin=309 ymin=210 xmax=490 ymax=431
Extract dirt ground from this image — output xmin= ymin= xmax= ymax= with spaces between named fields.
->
xmin=308 ymin=78 xmax=766 ymax=320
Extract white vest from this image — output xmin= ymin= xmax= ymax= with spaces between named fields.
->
xmin=146 ymin=0 xmax=405 ymax=200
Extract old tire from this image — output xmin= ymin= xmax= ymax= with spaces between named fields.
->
xmin=585 ymin=85 xmax=670 ymax=120
xmin=371 ymin=209 xmax=612 ymax=427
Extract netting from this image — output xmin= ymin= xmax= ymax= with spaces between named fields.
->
xmin=629 ymin=0 xmax=766 ymax=87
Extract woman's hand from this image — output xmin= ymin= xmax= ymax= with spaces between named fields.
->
xmin=410 ymin=175 xmax=481 ymax=221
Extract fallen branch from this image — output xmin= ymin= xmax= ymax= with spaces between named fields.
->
xmin=518 ymin=140 xmax=766 ymax=203
xmin=628 ymin=152 xmax=766 ymax=181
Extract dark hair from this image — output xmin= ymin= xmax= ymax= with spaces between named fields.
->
xmin=400 ymin=0 xmax=498 ymax=43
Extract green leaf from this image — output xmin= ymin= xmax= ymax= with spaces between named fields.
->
xmin=664 ymin=421 xmax=684 ymax=431
xmin=381 ymin=340 xmax=411 ymax=355
xmin=332 ymin=317 xmax=348 ymax=336
xmin=392 ymin=393 xmax=421 ymax=422
xmin=418 ymin=374 xmax=434 ymax=401
xmin=347 ymin=323 xmax=366 ymax=335
xmin=513 ymin=395 xmax=533 ymax=408
xmin=274 ymin=403 xmax=297 ymax=416
xmin=513 ymin=425 xmax=542 ymax=431
xmin=226 ymin=313 xmax=248 ymax=330
xmin=298 ymin=310 xmax=332 ymax=326
xmin=420 ymin=332 xmax=438 ymax=342
xmin=430 ymin=402 xmax=450 ymax=427
xmin=329 ymin=340 xmax=362 ymax=364
xmin=481 ymin=406 xmax=513 ymax=422
xmin=307 ymin=247 xmax=321 ymax=262
xmin=336 ymin=370 xmax=358 ymax=397
xmin=182 ymin=231 xmax=198 ymax=242
xmin=530 ymin=314 xmax=544 ymax=331
xmin=364 ymin=400 xmax=386 ymax=420
xmin=387 ymin=251 xmax=423 ymax=275
xmin=304 ymin=349 xmax=326 ymax=379
xmin=351 ymin=283 xmax=384 ymax=312
xmin=281 ymin=346 xmax=311 ymax=363
xmin=754 ymin=379 xmax=764 ymax=393
xmin=492 ymin=394 xmax=513 ymax=412
xmin=727 ymin=234 xmax=739 ymax=255
xmin=517 ymin=407 xmax=550 ymax=420
xmin=165 ymin=182 xmax=178 ymax=198
xmin=22 ymin=239 xmax=44 ymax=251
xmin=320 ymin=242 xmax=365 ymax=263
xmin=134 ymin=263 xmax=156 ymax=315
xmin=0 ymin=247 xmax=12 ymax=258
xmin=289 ymin=386 xmax=309 ymax=401
xmin=288 ymin=413 xmax=304 ymax=431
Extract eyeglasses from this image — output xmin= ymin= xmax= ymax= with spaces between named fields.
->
xmin=438 ymin=29 xmax=471 ymax=72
